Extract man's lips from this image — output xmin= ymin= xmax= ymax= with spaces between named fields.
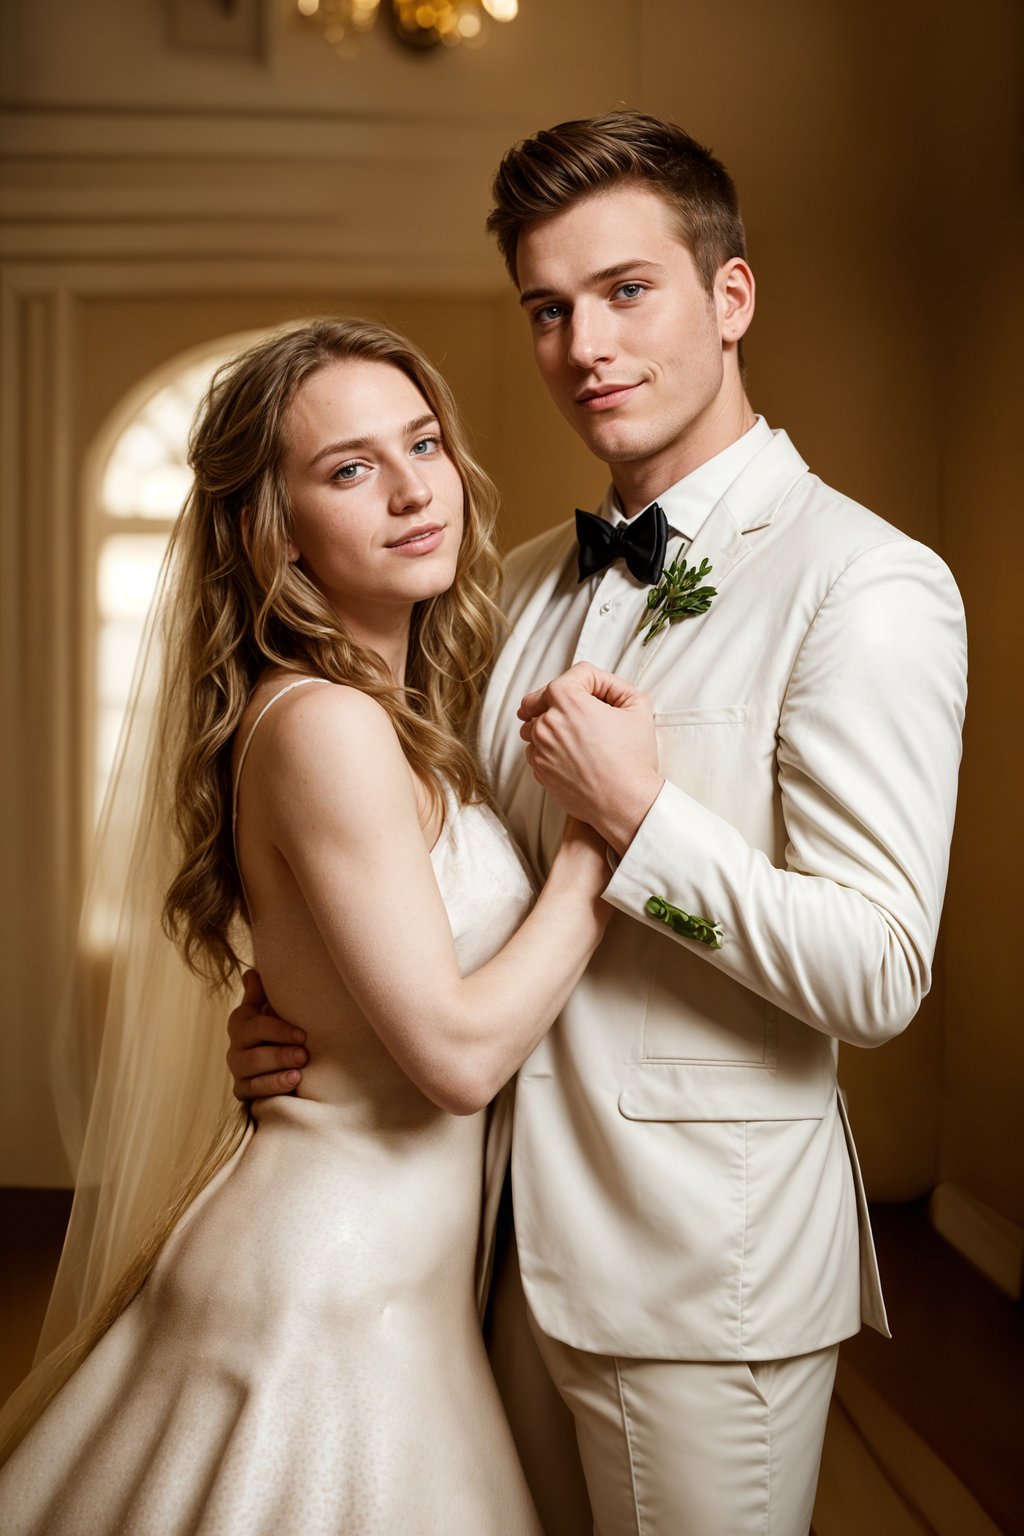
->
xmin=575 ymin=382 xmax=642 ymax=411
xmin=387 ymin=524 xmax=445 ymax=554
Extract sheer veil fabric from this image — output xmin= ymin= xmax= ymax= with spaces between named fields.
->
xmin=0 ymin=543 xmax=247 ymax=1456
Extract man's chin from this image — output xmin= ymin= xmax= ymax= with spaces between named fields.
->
xmin=581 ymin=423 xmax=662 ymax=466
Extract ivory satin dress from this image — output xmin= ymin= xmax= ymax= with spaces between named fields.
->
xmin=0 ymin=682 xmax=541 ymax=1535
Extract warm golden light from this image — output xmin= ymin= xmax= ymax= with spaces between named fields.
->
xmin=295 ymin=0 xmax=516 ymax=52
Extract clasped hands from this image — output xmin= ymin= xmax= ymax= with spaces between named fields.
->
xmin=227 ymin=661 xmax=662 ymax=1101
xmin=517 ymin=660 xmax=663 ymax=857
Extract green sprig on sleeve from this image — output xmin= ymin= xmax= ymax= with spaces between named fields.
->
xmin=637 ymin=557 xmax=717 ymax=646
xmin=645 ymin=896 xmax=724 ymax=949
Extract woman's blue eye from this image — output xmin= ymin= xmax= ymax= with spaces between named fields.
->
xmin=334 ymin=462 xmax=361 ymax=480
xmin=411 ymin=436 xmax=439 ymax=455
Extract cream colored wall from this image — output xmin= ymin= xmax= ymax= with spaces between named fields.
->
xmin=928 ymin=14 xmax=1024 ymax=1228
xmin=74 ymin=293 xmax=606 ymax=552
xmin=0 ymin=0 xmax=640 ymax=123
xmin=1 ymin=0 xmax=1020 ymax=1218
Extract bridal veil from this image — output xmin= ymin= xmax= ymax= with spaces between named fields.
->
xmin=0 ymin=538 xmax=247 ymax=1451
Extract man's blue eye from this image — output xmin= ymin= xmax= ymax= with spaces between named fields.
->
xmin=618 ymin=283 xmax=644 ymax=298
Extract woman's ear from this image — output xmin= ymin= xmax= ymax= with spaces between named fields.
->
xmin=241 ymin=504 xmax=299 ymax=564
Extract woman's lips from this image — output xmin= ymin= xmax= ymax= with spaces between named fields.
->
xmin=388 ymin=525 xmax=445 ymax=555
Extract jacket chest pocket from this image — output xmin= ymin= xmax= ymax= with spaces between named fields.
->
xmin=653 ymin=704 xmax=749 ymax=812
xmin=646 ymin=704 xmax=773 ymax=1067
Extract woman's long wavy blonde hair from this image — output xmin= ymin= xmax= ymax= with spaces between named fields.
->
xmin=161 ymin=316 xmax=503 ymax=985
xmin=0 ymin=319 xmax=505 ymax=1468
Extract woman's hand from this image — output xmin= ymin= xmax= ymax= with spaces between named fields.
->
xmin=548 ymin=817 xmax=614 ymax=932
xmin=226 ymin=970 xmax=308 ymax=1101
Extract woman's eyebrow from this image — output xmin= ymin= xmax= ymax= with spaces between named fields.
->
xmin=307 ymin=413 xmax=439 ymax=469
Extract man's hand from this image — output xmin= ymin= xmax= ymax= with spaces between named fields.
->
xmin=226 ymin=970 xmax=308 ymax=1101
xmin=518 ymin=661 xmax=663 ymax=855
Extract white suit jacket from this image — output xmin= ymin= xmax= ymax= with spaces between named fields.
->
xmin=478 ymin=429 xmax=967 ymax=1362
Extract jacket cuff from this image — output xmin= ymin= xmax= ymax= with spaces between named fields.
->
xmin=604 ymin=779 xmax=735 ymax=949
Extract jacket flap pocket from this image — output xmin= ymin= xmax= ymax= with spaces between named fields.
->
xmin=618 ymin=1059 xmax=828 ymax=1123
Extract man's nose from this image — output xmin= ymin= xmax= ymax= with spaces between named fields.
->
xmin=566 ymin=305 xmax=615 ymax=370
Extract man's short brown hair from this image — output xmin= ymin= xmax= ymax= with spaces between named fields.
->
xmin=486 ymin=110 xmax=746 ymax=293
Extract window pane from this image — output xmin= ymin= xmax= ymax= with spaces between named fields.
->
xmin=97 ymin=533 xmax=168 ymax=621
xmin=92 ymin=340 xmax=254 ymax=820
xmin=94 ymin=533 xmax=169 ymax=820
xmin=99 ymin=358 xmax=227 ymax=520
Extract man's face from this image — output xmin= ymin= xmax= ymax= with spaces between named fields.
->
xmin=516 ymin=184 xmax=744 ymax=494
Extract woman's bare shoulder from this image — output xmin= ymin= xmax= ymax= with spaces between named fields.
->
xmin=240 ymin=672 xmax=392 ymax=744
xmin=239 ymin=676 xmax=411 ymax=828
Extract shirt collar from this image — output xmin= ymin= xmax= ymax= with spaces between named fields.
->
xmin=602 ymin=416 xmax=772 ymax=540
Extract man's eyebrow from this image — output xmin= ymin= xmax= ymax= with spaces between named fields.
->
xmin=519 ymin=259 xmax=665 ymax=307
xmin=307 ymin=413 xmax=438 ymax=469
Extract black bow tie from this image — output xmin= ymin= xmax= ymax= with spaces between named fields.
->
xmin=575 ymin=502 xmax=668 ymax=586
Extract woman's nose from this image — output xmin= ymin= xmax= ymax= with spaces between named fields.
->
xmin=390 ymin=465 xmax=432 ymax=513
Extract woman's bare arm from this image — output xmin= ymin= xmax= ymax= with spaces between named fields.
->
xmin=236 ymin=683 xmax=609 ymax=1114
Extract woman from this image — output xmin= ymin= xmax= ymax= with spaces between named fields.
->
xmin=0 ymin=319 xmax=609 ymax=1533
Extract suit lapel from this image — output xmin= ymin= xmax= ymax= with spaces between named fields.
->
xmin=623 ymin=429 xmax=810 ymax=686
xmin=627 ymin=500 xmax=750 ymax=685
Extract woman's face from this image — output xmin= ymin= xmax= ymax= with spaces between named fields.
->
xmin=282 ymin=358 xmax=465 ymax=634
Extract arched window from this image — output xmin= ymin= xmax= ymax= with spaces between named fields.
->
xmin=91 ymin=336 xmax=263 ymax=821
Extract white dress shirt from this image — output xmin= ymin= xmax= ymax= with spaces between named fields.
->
xmin=510 ymin=417 xmax=772 ymax=875
xmin=532 ymin=416 xmax=772 ymax=683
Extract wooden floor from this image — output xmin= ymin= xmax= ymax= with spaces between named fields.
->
xmin=2 ymin=1190 xmax=1017 ymax=1534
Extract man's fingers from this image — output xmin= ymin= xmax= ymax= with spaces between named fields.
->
xmin=228 ymin=1012 xmax=304 ymax=1050
xmin=240 ymin=969 xmax=268 ymax=1007
xmin=228 ymin=1004 xmax=306 ymax=1050
xmin=517 ymin=683 xmax=549 ymax=721
xmin=571 ymin=662 xmax=643 ymax=708
xmin=233 ymin=1068 xmax=302 ymax=1103
xmin=229 ymin=1042 xmax=307 ymax=1079
xmin=518 ymin=663 xmax=641 ymax=722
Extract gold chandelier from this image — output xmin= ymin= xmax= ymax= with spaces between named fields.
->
xmin=295 ymin=0 xmax=519 ymax=54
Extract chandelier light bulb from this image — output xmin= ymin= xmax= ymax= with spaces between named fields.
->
xmin=295 ymin=0 xmax=516 ymax=52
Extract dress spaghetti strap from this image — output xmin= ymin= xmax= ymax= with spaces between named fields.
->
xmin=232 ymin=677 xmax=332 ymax=910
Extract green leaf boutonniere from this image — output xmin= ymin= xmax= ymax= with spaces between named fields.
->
xmin=636 ymin=557 xmax=717 ymax=646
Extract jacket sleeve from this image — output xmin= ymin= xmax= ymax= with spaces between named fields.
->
xmin=602 ymin=537 xmax=968 ymax=1048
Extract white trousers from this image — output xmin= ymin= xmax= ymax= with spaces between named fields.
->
xmin=528 ymin=1308 xmax=839 ymax=1536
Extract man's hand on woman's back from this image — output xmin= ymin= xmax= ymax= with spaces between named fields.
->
xmin=226 ymin=970 xmax=308 ymax=1100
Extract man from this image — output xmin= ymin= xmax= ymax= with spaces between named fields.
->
xmin=229 ymin=113 xmax=966 ymax=1533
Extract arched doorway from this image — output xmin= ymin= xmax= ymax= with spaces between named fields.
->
xmin=87 ymin=332 xmax=266 ymax=823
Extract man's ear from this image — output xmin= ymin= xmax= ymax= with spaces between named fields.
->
xmin=715 ymin=258 xmax=756 ymax=346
